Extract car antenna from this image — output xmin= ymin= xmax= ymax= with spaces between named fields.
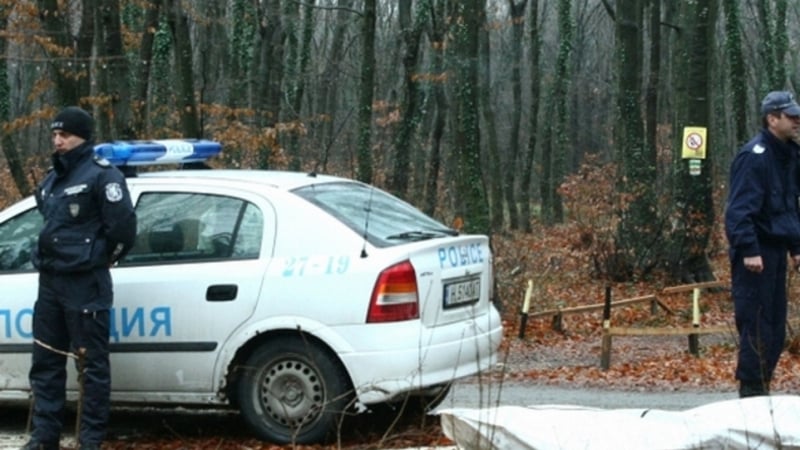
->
xmin=360 ymin=186 xmax=376 ymax=258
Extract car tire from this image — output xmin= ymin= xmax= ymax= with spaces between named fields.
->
xmin=236 ymin=337 xmax=352 ymax=444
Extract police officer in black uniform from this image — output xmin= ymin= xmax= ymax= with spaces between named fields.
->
xmin=725 ymin=91 xmax=800 ymax=398
xmin=24 ymin=107 xmax=137 ymax=450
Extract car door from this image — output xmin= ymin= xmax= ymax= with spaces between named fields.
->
xmin=0 ymin=198 xmax=42 ymax=395
xmin=109 ymin=184 xmax=275 ymax=395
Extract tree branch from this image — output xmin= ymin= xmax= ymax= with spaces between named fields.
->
xmin=289 ymin=0 xmax=363 ymax=17
xmin=600 ymin=0 xmax=615 ymax=21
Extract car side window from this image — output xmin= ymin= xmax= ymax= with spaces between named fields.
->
xmin=0 ymin=207 xmax=42 ymax=273
xmin=121 ymin=192 xmax=263 ymax=265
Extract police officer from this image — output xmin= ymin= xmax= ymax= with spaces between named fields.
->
xmin=25 ymin=107 xmax=136 ymax=450
xmin=725 ymin=91 xmax=800 ymax=398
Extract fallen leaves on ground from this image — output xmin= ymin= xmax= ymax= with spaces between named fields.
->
xmin=492 ymin=228 xmax=800 ymax=395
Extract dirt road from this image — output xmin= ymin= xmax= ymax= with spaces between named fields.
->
xmin=0 ymin=378 xmax=739 ymax=449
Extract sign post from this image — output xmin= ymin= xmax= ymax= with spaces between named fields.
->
xmin=681 ymin=127 xmax=707 ymax=175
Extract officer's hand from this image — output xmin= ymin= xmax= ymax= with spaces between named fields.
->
xmin=743 ymin=255 xmax=763 ymax=273
xmin=792 ymin=254 xmax=800 ymax=272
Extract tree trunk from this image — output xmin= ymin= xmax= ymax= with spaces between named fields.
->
xmin=480 ymin=4 xmax=504 ymax=231
xmin=166 ymin=0 xmax=200 ymax=137
xmin=254 ymin=0 xmax=283 ymax=125
xmin=671 ymin=0 xmax=717 ymax=282
xmin=452 ymin=0 xmax=489 ymax=234
xmin=423 ymin=1 xmax=448 ymax=218
xmin=316 ymin=0 xmax=353 ymax=172
xmin=227 ymin=0 xmax=254 ymax=108
xmin=36 ymin=0 xmax=93 ymax=105
xmin=96 ymin=0 xmax=133 ymax=140
xmin=356 ymin=0 xmax=376 ymax=183
xmin=132 ymin=0 xmax=162 ymax=136
xmin=613 ymin=0 xmax=658 ymax=280
xmin=388 ymin=0 xmax=424 ymax=198
xmin=542 ymin=0 xmax=573 ymax=224
xmin=285 ymin=0 xmax=314 ymax=171
xmin=195 ymin=0 xmax=227 ymax=106
xmin=502 ymin=0 xmax=527 ymax=230
xmin=644 ymin=0 xmax=660 ymax=181
xmin=722 ymin=0 xmax=748 ymax=148
xmin=0 ymin=3 xmax=30 ymax=197
xmin=519 ymin=0 xmax=540 ymax=233
xmin=539 ymin=96 xmax=554 ymax=223
xmin=251 ymin=0 xmax=284 ymax=168
xmin=756 ymin=0 xmax=787 ymax=90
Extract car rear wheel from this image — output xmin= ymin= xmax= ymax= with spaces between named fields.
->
xmin=237 ymin=338 xmax=352 ymax=444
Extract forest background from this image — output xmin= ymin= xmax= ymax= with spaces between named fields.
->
xmin=3 ymin=0 xmax=800 ymax=447
xmin=0 ymin=0 xmax=780 ymax=283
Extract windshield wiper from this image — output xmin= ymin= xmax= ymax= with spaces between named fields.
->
xmin=385 ymin=228 xmax=458 ymax=241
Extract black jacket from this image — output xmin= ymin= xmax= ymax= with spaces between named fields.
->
xmin=33 ymin=141 xmax=137 ymax=272
xmin=725 ymin=129 xmax=800 ymax=257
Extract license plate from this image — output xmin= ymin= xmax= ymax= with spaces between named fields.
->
xmin=443 ymin=276 xmax=481 ymax=308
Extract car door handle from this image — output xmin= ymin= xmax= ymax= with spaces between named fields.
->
xmin=206 ymin=284 xmax=238 ymax=301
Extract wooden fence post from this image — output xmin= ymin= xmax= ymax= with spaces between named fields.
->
xmin=518 ymin=280 xmax=533 ymax=339
xmin=600 ymin=286 xmax=612 ymax=370
xmin=688 ymin=288 xmax=700 ymax=355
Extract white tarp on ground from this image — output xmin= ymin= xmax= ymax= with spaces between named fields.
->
xmin=438 ymin=395 xmax=800 ymax=450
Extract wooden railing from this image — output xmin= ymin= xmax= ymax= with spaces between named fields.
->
xmin=516 ymin=280 xmax=733 ymax=370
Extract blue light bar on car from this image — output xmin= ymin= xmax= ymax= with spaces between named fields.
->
xmin=94 ymin=139 xmax=222 ymax=166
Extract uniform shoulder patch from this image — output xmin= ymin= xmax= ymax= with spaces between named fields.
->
xmin=105 ymin=183 xmax=124 ymax=202
xmin=93 ymin=155 xmax=111 ymax=167
xmin=752 ymin=144 xmax=766 ymax=154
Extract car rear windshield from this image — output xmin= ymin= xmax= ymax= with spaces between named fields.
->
xmin=293 ymin=182 xmax=457 ymax=247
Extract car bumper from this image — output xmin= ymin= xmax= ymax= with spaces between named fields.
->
xmin=338 ymin=308 xmax=503 ymax=404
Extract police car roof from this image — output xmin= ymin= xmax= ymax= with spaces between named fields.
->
xmin=135 ymin=169 xmax=353 ymax=191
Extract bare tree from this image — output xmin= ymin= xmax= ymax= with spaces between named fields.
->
xmin=422 ymin=0 xmax=448 ymax=218
xmin=756 ymin=0 xmax=787 ymax=90
xmin=670 ymin=0 xmax=718 ymax=282
xmin=519 ymin=0 xmax=541 ymax=233
xmin=613 ymin=0 xmax=659 ymax=279
xmin=723 ymin=0 xmax=748 ymax=147
xmin=388 ymin=0 xmax=425 ymax=197
xmin=132 ymin=0 xmax=162 ymax=136
xmin=95 ymin=0 xmax=133 ymax=140
xmin=315 ymin=0 xmax=355 ymax=172
xmin=165 ymin=0 xmax=200 ymax=137
xmin=541 ymin=0 xmax=572 ymax=224
xmin=0 ymin=4 xmax=30 ymax=197
xmin=36 ymin=0 xmax=93 ymax=105
xmin=644 ymin=0 xmax=661 ymax=178
xmin=480 ymin=2 xmax=506 ymax=231
xmin=501 ymin=0 xmax=527 ymax=230
xmin=452 ymin=0 xmax=489 ymax=233
xmin=286 ymin=0 xmax=315 ymax=171
xmin=356 ymin=0 xmax=376 ymax=183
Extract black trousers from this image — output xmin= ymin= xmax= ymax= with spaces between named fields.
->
xmin=731 ymin=242 xmax=788 ymax=388
xmin=29 ymin=268 xmax=112 ymax=446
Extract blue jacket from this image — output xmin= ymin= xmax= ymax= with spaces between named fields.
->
xmin=33 ymin=141 xmax=137 ymax=272
xmin=725 ymin=129 xmax=800 ymax=257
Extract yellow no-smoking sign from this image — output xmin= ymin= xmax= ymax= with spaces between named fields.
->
xmin=681 ymin=126 xmax=707 ymax=159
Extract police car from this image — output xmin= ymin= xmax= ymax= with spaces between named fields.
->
xmin=0 ymin=140 xmax=503 ymax=444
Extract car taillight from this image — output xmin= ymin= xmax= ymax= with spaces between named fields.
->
xmin=366 ymin=260 xmax=419 ymax=323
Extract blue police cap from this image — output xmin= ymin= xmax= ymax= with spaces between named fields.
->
xmin=761 ymin=91 xmax=800 ymax=116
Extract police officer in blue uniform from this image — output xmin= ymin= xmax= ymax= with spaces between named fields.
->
xmin=725 ymin=91 xmax=800 ymax=398
xmin=24 ymin=107 xmax=137 ymax=450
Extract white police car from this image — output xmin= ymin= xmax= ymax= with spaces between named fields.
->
xmin=0 ymin=140 xmax=503 ymax=444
